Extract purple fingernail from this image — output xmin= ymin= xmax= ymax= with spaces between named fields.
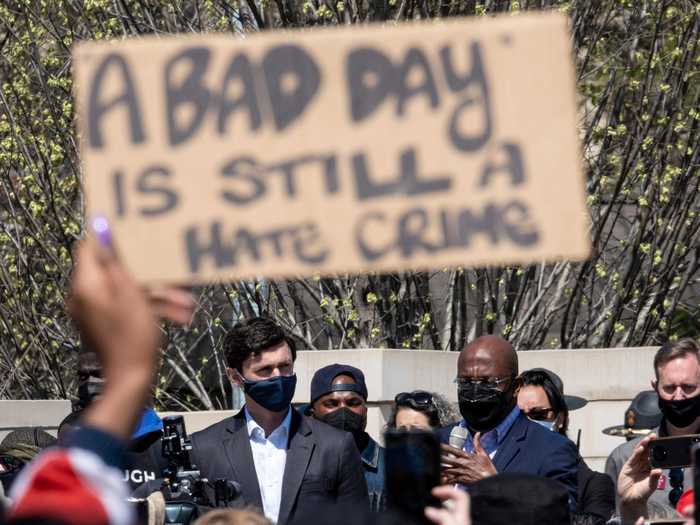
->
xmin=92 ymin=215 xmax=113 ymax=249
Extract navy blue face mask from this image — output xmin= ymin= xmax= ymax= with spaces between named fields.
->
xmin=243 ymin=374 xmax=297 ymax=413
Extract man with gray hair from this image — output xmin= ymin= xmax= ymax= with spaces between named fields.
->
xmin=606 ymin=338 xmax=700 ymax=517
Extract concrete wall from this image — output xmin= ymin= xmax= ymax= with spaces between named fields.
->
xmin=0 ymin=347 xmax=658 ymax=472
xmin=293 ymin=347 xmax=658 ymax=471
xmin=0 ymin=400 xmax=71 ymax=442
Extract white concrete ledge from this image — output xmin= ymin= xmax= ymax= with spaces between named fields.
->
xmin=293 ymin=346 xmax=658 ymax=402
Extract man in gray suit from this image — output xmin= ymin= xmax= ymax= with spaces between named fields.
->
xmin=190 ymin=317 xmax=368 ymax=524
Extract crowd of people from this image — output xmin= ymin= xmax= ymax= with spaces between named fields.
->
xmin=0 ymin=236 xmax=697 ymax=525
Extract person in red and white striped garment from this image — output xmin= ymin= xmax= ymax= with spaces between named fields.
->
xmin=7 ymin=226 xmax=194 ymax=525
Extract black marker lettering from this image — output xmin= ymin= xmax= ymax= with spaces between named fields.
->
xmin=165 ymin=47 xmax=212 ymax=146
xmin=502 ymin=200 xmax=539 ymax=246
xmin=447 ymin=42 xmax=493 ymax=152
xmin=479 ymin=142 xmax=525 ymax=188
xmin=218 ymin=54 xmax=262 ymax=134
xmin=220 ymin=156 xmax=266 ymax=206
xmin=87 ymin=53 xmax=145 ymax=148
xmin=355 ymin=211 xmax=391 ymax=261
xmin=397 ymin=207 xmax=440 ymax=257
xmin=396 ymin=48 xmax=439 ymax=116
xmin=184 ymin=221 xmax=233 ymax=273
xmin=347 ymin=48 xmax=396 ymax=122
xmin=294 ymin=223 xmax=328 ymax=264
xmin=262 ymin=45 xmax=321 ymax=131
xmin=136 ymin=166 xmax=179 ymax=216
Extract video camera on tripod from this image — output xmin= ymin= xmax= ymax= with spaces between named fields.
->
xmin=158 ymin=416 xmax=240 ymax=524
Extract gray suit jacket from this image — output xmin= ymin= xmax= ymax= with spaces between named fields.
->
xmin=190 ymin=409 xmax=369 ymax=524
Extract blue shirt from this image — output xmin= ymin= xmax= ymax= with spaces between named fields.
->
xmin=460 ymin=406 xmax=521 ymax=458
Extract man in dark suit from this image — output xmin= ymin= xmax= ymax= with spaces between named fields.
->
xmin=439 ymin=335 xmax=579 ymax=509
xmin=190 ymin=317 xmax=368 ymax=524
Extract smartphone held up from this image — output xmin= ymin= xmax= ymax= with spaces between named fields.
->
xmin=385 ymin=429 xmax=441 ymax=524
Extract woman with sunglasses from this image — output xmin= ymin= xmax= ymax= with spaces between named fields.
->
xmin=388 ymin=391 xmax=459 ymax=431
xmin=517 ymin=369 xmax=615 ymax=525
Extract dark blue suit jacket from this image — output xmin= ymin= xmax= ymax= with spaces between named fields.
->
xmin=438 ymin=413 xmax=579 ymax=508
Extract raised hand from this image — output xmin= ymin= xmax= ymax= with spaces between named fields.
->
xmin=440 ymin=433 xmax=498 ymax=485
xmin=424 ymin=485 xmax=471 ymax=525
xmin=617 ymin=433 xmax=662 ymax=523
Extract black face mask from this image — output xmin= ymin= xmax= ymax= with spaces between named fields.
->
xmin=658 ymin=394 xmax=700 ymax=428
xmin=458 ymin=381 xmax=514 ymax=433
xmin=77 ymin=377 xmax=104 ymax=407
xmin=318 ymin=407 xmax=366 ymax=437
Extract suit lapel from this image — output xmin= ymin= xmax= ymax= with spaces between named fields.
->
xmin=223 ymin=412 xmax=263 ymax=509
xmin=278 ymin=411 xmax=314 ymax=525
xmin=493 ymin=413 xmax=528 ymax=472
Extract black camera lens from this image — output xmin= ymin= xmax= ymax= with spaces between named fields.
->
xmin=651 ymin=445 xmax=668 ymax=462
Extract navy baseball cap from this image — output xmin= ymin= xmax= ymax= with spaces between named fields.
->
xmin=310 ymin=363 xmax=368 ymax=404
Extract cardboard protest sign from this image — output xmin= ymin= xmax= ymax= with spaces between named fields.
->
xmin=73 ymin=12 xmax=589 ymax=285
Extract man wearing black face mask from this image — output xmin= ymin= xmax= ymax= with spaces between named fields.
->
xmin=73 ymin=350 xmax=105 ymax=411
xmin=606 ymin=338 xmax=700 ymax=516
xmin=307 ymin=364 xmax=385 ymax=511
xmin=438 ymin=335 xmax=579 ymax=509
xmin=191 ymin=317 xmax=368 ymax=524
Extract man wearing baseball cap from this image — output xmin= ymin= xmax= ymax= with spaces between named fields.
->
xmin=307 ymin=363 xmax=385 ymax=511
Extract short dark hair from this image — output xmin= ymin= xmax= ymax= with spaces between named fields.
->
xmin=224 ymin=317 xmax=297 ymax=372
xmin=519 ymin=370 xmax=569 ymax=435
xmin=653 ymin=338 xmax=700 ymax=380
xmin=58 ymin=409 xmax=84 ymax=438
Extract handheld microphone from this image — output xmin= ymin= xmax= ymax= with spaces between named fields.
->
xmin=448 ymin=426 xmax=468 ymax=450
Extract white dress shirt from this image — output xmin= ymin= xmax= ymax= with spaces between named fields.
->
xmin=244 ymin=407 xmax=292 ymax=524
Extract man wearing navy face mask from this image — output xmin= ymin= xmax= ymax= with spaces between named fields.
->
xmin=190 ymin=317 xmax=368 ymax=525
xmin=438 ymin=335 xmax=579 ymax=510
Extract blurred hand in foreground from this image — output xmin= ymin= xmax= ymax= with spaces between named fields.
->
xmin=617 ymin=433 xmax=661 ymax=523
xmin=424 ymin=485 xmax=471 ymax=525
xmin=69 ymin=233 xmax=186 ymax=440
xmin=147 ymin=286 xmax=195 ymax=326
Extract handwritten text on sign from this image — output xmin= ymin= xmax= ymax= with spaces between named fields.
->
xmin=73 ymin=13 xmax=590 ymax=284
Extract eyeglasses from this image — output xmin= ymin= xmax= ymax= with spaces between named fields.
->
xmin=668 ymin=468 xmax=684 ymax=507
xmin=395 ymin=391 xmax=434 ymax=407
xmin=454 ymin=376 xmax=514 ymax=389
xmin=523 ymin=407 xmax=555 ymax=421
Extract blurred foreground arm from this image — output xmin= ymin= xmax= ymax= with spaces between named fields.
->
xmin=617 ymin=434 xmax=661 ymax=524
xmin=9 ymin=238 xmax=177 ymax=525
xmin=70 ymin=239 xmax=161 ymax=439
xmin=424 ymin=485 xmax=471 ymax=525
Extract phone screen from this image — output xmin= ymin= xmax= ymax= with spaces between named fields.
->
xmin=385 ymin=429 xmax=440 ymax=523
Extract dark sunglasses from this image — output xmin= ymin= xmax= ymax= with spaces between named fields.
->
xmin=395 ymin=391 xmax=434 ymax=407
xmin=524 ymin=407 xmax=556 ymax=421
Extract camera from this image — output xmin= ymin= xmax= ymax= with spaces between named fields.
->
xmin=158 ymin=416 xmax=240 ymax=524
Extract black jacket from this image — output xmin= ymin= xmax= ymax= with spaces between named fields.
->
xmin=190 ymin=409 xmax=369 ymax=525
xmin=577 ymin=459 xmax=615 ymax=522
